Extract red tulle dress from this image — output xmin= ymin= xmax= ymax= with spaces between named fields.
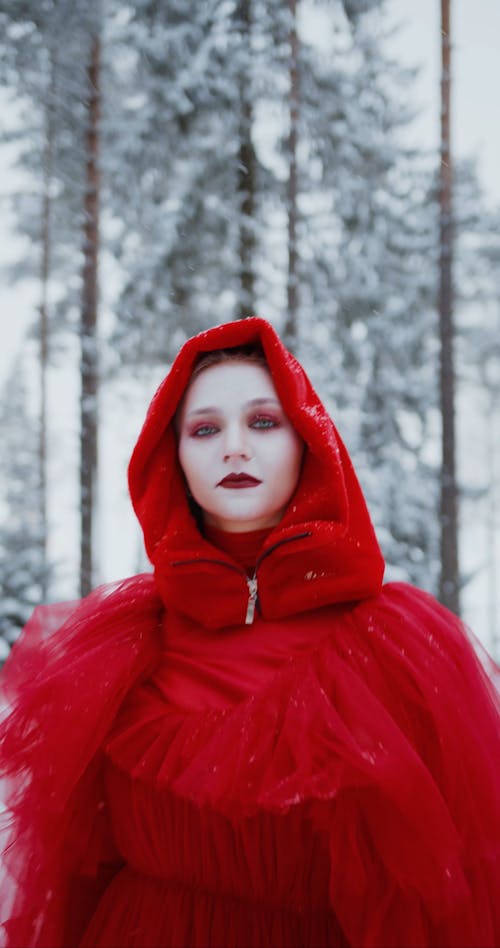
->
xmin=1 ymin=317 xmax=499 ymax=948
xmin=81 ymin=527 xmax=350 ymax=948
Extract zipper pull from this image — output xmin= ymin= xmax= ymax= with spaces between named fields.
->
xmin=245 ymin=574 xmax=258 ymax=625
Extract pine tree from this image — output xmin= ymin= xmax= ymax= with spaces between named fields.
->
xmin=283 ymin=0 xmax=299 ymax=347
xmin=79 ymin=30 xmax=102 ymax=596
xmin=454 ymin=190 xmax=500 ymax=655
xmin=234 ymin=0 xmax=257 ymax=317
xmin=0 ymin=1 xmax=90 ymax=606
xmin=438 ymin=0 xmax=459 ymax=613
xmin=0 ymin=360 xmax=50 ymax=661
xmin=106 ymin=0 xmax=237 ymax=362
xmin=0 ymin=1 xmax=107 ymax=597
xmin=106 ymin=0 xmax=287 ymax=365
xmin=1 ymin=0 xmax=496 ymax=609
xmin=288 ymin=2 xmax=440 ymax=588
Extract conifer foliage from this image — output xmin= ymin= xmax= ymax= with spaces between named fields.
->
xmin=0 ymin=0 xmax=499 ymax=650
xmin=0 ymin=363 xmax=49 ymax=662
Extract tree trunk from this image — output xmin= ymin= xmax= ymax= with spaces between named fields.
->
xmin=283 ymin=0 xmax=299 ymax=350
xmin=38 ymin=60 xmax=55 ymax=602
xmin=485 ymin=385 xmax=499 ymax=658
xmin=235 ymin=0 xmax=256 ymax=319
xmin=438 ymin=0 xmax=459 ymax=614
xmin=80 ymin=35 xmax=100 ymax=598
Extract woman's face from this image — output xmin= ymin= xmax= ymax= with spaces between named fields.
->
xmin=177 ymin=360 xmax=304 ymax=533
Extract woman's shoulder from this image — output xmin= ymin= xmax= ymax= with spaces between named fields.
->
xmin=1 ymin=573 xmax=163 ymax=697
xmin=361 ymin=578 xmax=465 ymax=620
xmin=352 ymin=580 xmax=498 ymax=693
xmin=347 ymin=580 xmax=500 ymax=777
xmin=0 ymin=572 xmax=165 ymax=789
xmin=0 ymin=572 xmax=164 ymax=861
xmin=355 ymin=581 xmax=497 ymax=673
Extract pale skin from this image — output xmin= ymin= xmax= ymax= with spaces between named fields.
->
xmin=177 ymin=361 xmax=304 ymax=533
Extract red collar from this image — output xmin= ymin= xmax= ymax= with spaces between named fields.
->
xmin=203 ymin=524 xmax=273 ymax=572
xmin=152 ymin=522 xmax=381 ymax=630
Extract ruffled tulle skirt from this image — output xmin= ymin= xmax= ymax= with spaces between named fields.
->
xmin=79 ymin=583 xmax=500 ymax=948
xmin=1 ymin=580 xmax=499 ymax=947
xmin=80 ymin=771 xmax=348 ymax=948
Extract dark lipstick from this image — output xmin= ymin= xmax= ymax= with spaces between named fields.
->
xmin=218 ymin=473 xmax=262 ymax=489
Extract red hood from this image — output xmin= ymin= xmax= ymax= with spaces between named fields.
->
xmin=128 ymin=317 xmax=384 ymax=627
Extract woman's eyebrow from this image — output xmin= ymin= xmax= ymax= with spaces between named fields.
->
xmin=186 ymin=397 xmax=280 ymax=418
xmin=246 ymin=398 xmax=280 ymax=407
xmin=186 ymin=406 xmax=220 ymax=417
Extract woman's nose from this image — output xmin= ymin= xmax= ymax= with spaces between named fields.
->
xmin=222 ymin=423 xmax=251 ymax=461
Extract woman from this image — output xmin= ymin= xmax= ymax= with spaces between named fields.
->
xmin=1 ymin=317 xmax=499 ymax=948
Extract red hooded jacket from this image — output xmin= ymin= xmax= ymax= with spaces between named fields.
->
xmin=128 ymin=316 xmax=384 ymax=629
xmin=1 ymin=317 xmax=499 ymax=948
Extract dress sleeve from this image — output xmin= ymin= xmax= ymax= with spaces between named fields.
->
xmin=0 ymin=577 xmax=162 ymax=947
xmin=331 ymin=582 xmax=500 ymax=948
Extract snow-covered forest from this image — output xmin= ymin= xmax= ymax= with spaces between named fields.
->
xmin=0 ymin=0 xmax=499 ymax=661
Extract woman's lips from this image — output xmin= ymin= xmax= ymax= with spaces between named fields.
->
xmin=218 ymin=473 xmax=262 ymax=489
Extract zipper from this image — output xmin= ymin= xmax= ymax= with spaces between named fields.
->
xmin=244 ymin=531 xmax=310 ymax=626
xmin=171 ymin=531 xmax=312 ymax=626
xmin=245 ymin=574 xmax=258 ymax=624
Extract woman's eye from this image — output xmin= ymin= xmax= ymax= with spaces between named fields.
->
xmin=191 ymin=423 xmax=218 ymax=437
xmin=250 ymin=416 xmax=278 ymax=430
